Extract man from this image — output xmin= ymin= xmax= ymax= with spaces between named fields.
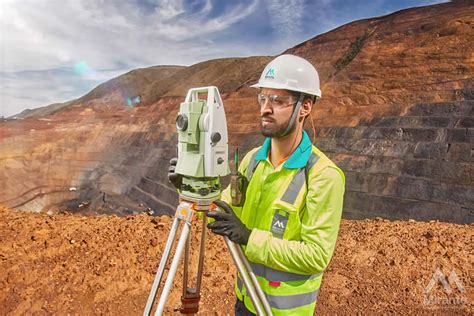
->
xmin=169 ymin=54 xmax=345 ymax=315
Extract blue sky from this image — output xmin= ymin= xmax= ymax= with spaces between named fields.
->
xmin=0 ymin=0 xmax=449 ymax=117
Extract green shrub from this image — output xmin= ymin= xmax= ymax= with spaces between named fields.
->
xmin=334 ymin=30 xmax=370 ymax=73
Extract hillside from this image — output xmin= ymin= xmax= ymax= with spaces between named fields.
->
xmin=0 ymin=1 xmax=472 ymax=222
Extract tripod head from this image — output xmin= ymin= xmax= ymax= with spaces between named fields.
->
xmin=174 ymin=86 xmax=230 ymax=201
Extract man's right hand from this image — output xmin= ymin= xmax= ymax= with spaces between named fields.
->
xmin=168 ymin=158 xmax=182 ymax=190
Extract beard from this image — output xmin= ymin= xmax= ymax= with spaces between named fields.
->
xmin=260 ymin=114 xmax=295 ymax=137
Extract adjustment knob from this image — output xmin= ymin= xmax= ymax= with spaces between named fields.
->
xmin=211 ymin=132 xmax=221 ymax=143
xmin=198 ymin=188 xmax=210 ymax=196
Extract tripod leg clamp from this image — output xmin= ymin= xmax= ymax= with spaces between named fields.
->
xmin=180 ymin=291 xmax=200 ymax=315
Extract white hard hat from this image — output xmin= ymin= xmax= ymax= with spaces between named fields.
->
xmin=251 ymin=54 xmax=321 ymax=98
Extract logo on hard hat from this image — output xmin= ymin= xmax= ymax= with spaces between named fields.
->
xmin=265 ymin=68 xmax=275 ymax=79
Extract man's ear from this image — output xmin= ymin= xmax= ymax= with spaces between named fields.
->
xmin=299 ymin=99 xmax=313 ymax=117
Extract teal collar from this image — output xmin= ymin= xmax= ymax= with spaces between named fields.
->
xmin=255 ymin=130 xmax=313 ymax=169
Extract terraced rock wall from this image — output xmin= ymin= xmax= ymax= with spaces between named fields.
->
xmin=316 ymin=98 xmax=473 ymax=223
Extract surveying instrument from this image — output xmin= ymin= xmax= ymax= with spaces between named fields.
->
xmin=144 ymin=87 xmax=272 ymax=315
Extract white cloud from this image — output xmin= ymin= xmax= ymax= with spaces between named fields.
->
xmin=0 ymin=0 xmax=260 ymax=116
xmin=0 ymin=0 xmax=260 ymax=72
xmin=154 ymin=0 xmax=186 ymax=21
xmin=263 ymin=0 xmax=338 ymax=51
xmin=266 ymin=0 xmax=306 ymax=39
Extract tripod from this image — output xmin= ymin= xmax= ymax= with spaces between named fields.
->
xmin=143 ymin=197 xmax=273 ymax=316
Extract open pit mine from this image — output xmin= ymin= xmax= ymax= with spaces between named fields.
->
xmin=0 ymin=1 xmax=472 ymax=314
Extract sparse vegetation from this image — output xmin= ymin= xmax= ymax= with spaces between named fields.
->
xmin=334 ymin=29 xmax=371 ymax=73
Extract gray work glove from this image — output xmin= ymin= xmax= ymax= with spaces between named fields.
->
xmin=168 ymin=158 xmax=182 ymax=190
xmin=207 ymin=200 xmax=251 ymax=245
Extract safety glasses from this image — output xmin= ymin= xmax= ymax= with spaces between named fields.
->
xmin=257 ymin=93 xmax=297 ymax=109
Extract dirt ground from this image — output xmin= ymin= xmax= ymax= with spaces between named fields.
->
xmin=0 ymin=207 xmax=471 ymax=315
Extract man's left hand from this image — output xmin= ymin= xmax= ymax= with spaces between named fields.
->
xmin=207 ymin=200 xmax=251 ymax=245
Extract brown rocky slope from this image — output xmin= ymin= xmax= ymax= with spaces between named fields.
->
xmin=0 ymin=1 xmax=473 ymax=221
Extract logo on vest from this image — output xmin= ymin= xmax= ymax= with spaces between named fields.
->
xmin=271 ymin=211 xmax=289 ymax=238
xmin=273 ymin=220 xmax=285 ymax=229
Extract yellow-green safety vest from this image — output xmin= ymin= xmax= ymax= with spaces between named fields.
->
xmin=221 ymin=130 xmax=345 ymax=315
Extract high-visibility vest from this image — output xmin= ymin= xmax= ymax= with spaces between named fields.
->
xmin=222 ymin=134 xmax=345 ymax=315
xmin=238 ymin=150 xmax=322 ymax=315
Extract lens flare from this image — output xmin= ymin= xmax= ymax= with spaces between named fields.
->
xmin=73 ymin=61 xmax=90 ymax=76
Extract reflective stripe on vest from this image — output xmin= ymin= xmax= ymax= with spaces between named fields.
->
xmin=267 ymin=289 xmax=320 ymax=310
xmin=246 ymin=151 xmax=320 ymax=205
xmin=246 ymin=150 xmax=260 ymax=180
xmin=250 ymin=262 xmax=322 ymax=282
xmin=281 ymin=152 xmax=319 ymax=204
xmin=237 ymin=276 xmax=320 ymax=310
